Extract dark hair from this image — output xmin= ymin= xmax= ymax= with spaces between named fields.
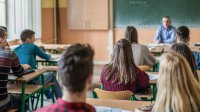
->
xmin=176 ymin=26 xmax=190 ymax=43
xmin=105 ymin=39 xmax=137 ymax=84
xmin=170 ymin=43 xmax=198 ymax=81
xmin=20 ymin=29 xmax=35 ymax=42
xmin=162 ymin=16 xmax=171 ymax=20
xmin=0 ymin=27 xmax=6 ymax=39
xmin=125 ymin=26 xmax=138 ymax=43
xmin=0 ymin=26 xmax=7 ymax=32
xmin=58 ymin=44 xmax=94 ymax=92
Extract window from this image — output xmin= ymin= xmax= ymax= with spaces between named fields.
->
xmin=6 ymin=0 xmax=41 ymax=39
xmin=0 ymin=0 xmax=6 ymax=26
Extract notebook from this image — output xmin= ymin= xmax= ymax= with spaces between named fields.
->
xmin=8 ymin=69 xmax=35 ymax=80
xmin=147 ymin=73 xmax=159 ymax=80
xmin=95 ymin=106 xmax=131 ymax=112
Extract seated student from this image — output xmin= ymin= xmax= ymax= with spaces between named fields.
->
xmin=170 ymin=43 xmax=199 ymax=81
xmin=100 ymin=39 xmax=149 ymax=93
xmin=125 ymin=26 xmax=156 ymax=67
xmin=153 ymin=52 xmax=200 ymax=112
xmin=0 ymin=28 xmax=25 ymax=111
xmin=176 ymin=26 xmax=200 ymax=70
xmin=153 ymin=16 xmax=176 ymax=43
xmin=13 ymin=29 xmax=62 ymax=99
xmin=36 ymin=44 xmax=95 ymax=112
xmin=0 ymin=26 xmax=10 ymax=50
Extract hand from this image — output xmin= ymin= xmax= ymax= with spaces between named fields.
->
xmin=5 ymin=46 xmax=11 ymax=50
xmin=22 ymin=64 xmax=31 ymax=69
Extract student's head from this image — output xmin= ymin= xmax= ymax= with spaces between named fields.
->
xmin=0 ymin=27 xmax=8 ymax=48
xmin=125 ymin=26 xmax=138 ymax=43
xmin=0 ymin=26 xmax=7 ymax=32
xmin=176 ymin=26 xmax=190 ymax=44
xmin=105 ymin=39 xmax=137 ymax=84
xmin=162 ymin=16 xmax=171 ymax=28
xmin=58 ymin=44 xmax=94 ymax=93
xmin=20 ymin=29 xmax=35 ymax=43
xmin=170 ymin=43 xmax=198 ymax=80
xmin=154 ymin=52 xmax=200 ymax=112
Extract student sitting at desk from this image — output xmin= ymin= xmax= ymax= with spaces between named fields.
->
xmin=125 ymin=26 xmax=156 ymax=67
xmin=0 ymin=28 xmax=25 ymax=111
xmin=176 ymin=26 xmax=200 ymax=71
xmin=13 ymin=29 xmax=62 ymax=99
xmin=170 ymin=43 xmax=199 ymax=81
xmin=153 ymin=16 xmax=176 ymax=44
xmin=36 ymin=44 xmax=95 ymax=112
xmin=153 ymin=52 xmax=200 ymax=112
xmin=100 ymin=39 xmax=149 ymax=93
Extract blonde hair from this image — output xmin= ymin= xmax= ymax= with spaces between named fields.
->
xmin=104 ymin=39 xmax=137 ymax=84
xmin=154 ymin=52 xmax=200 ymax=112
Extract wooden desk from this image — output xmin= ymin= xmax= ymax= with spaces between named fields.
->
xmin=86 ymin=98 xmax=152 ymax=111
xmin=8 ymin=69 xmax=46 ymax=112
xmin=40 ymin=66 xmax=58 ymax=71
xmin=36 ymin=54 xmax=61 ymax=66
xmin=36 ymin=44 xmax=70 ymax=50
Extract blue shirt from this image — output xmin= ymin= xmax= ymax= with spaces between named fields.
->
xmin=154 ymin=25 xmax=176 ymax=43
xmin=192 ymin=51 xmax=200 ymax=70
xmin=13 ymin=43 xmax=51 ymax=69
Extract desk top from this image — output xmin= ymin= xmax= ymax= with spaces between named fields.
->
xmin=36 ymin=44 xmax=70 ymax=50
xmin=86 ymin=98 xmax=151 ymax=111
xmin=15 ymin=69 xmax=46 ymax=82
xmin=36 ymin=54 xmax=61 ymax=62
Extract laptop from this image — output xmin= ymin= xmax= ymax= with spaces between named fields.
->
xmin=8 ymin=68 xmax=35 ymax=80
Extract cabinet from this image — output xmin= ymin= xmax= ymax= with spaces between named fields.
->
xmin=67 ymin=0 xmax=108 ymax=30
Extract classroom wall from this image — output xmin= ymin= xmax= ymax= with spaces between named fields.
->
xmin=41 ymin=0 xmax=110 ymax=62
xmin=41 ymin=0 xmax=200 ymax=62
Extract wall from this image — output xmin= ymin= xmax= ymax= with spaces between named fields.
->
xmin=41 ymin=0 xmax=200 ymax=62
xmin=41 ymin=0 xmax=110 ymax=62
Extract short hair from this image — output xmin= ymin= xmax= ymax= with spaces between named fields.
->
xmin=176 ymin=26 xmax=190 ymax=43
xmin=162 ymin=16 xmax=171 ymax=19
xmin=58 ymin=44 xmax=94 ymax=92
xmin=125 ymin=26 xmax=138 ymax=43
xmin=0 ymin=27 xmax=6 ymax=39
xmin=20 ymin=29 xmax=35 ymax=42
xmin=0 ymin=26 xmax=7 ymax=32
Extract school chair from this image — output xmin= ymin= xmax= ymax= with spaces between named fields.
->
xmin=92 ymin=88 xmax=135 ymax=100
xmin=137 ymin=65 xmax=150 ymax=71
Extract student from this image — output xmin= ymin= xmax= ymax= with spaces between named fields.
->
xmin=153 ymin=16 xmax=176 ymax=43
xmin=125 ymin=26 xmax=156 ymax=67
xmin=100 ymin=39 xmax=149 ymax=93
xmin=170 ymin=43 xmax=199 ymax=81
xmin=153 ymin=52 xmax=200 ymax=112
xmin=36 ymin=44 xmax=95 ymax=112
xmin=0 ymin=28 xmax=25 ymax=111
xmin=13 ymin=29 xmax=62 ymax=99
xmin=0 ymin=26 xmax=10 ymax=50
xmin=176 ymin=26 xmax=200 ymax=70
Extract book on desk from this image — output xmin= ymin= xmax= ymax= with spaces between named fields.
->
xmin=8 ymin=68 xmax=35 ymax=80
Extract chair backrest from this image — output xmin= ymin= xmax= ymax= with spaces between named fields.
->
xmin=137 ymin=65 xmax=150 ymax=71
xmin=93 ymin=88 xmax=134 ymax=100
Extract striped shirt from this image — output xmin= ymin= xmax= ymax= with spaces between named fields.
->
xmin=0 ymin=48 xmax=24 ymax=107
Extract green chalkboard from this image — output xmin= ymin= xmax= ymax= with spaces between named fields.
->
xmin=114 ymin=0 xmax=200 ymax=28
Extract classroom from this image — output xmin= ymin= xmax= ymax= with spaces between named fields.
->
xmin=1 ymin=0 xmax=200 ymax=112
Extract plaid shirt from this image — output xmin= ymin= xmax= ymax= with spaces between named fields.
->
xmin=36 ymin=98 xmax=96 ymax=112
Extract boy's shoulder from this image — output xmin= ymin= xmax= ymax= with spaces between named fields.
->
xmin=0 ymin=49 xmax=17 ymax=59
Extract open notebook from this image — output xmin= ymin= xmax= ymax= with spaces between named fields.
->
xmin=95 ymin=106 xmax=131 ymax=112
xmin=8 ymin=68 xmax=35 ymax=80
